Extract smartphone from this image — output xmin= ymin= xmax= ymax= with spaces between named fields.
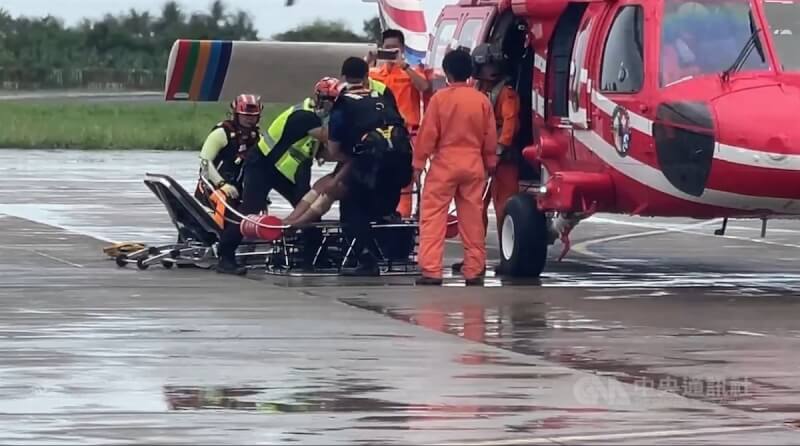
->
xmin=377 ymin=48 xmax=399 ymax=60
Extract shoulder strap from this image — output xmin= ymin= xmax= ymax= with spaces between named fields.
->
xmin=213 ymin=120 xmax=238 ymax=143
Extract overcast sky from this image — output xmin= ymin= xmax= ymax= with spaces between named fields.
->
xmin=1 ymin=0 xmax=455 ymax=39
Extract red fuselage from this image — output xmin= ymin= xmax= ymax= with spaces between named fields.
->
xmin=507 ymin=0 xmax=800 ymax=219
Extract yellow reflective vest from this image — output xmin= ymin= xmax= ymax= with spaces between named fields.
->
xmin=369 ymin=78 xmax=387 ymax=95
xmin=257 ymin=97 xmax=317 ymax=183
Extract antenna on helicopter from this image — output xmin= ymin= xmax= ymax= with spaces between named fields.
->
xmin=714 ymin=218 xmax=728 ymax=236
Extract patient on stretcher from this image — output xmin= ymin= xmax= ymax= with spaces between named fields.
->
xmin=282 ymin=163 xmax=350 ymax=227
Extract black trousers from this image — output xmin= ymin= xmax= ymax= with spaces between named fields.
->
xmin=218 ymin=149 xmax=306 ymax=260
xmin=340 ymin=180 xmax=401 ymax=265
xmin=295 ymin=158 xmax=312 ymax=198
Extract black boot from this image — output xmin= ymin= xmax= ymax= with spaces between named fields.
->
xmin=465 ymin=277 xmax=484 ymax=286
xmin=216 ymin=256 xmax=247 ymax=276
xmin=416 ymin=276 xmax=443 ymax=285
xmin=341 ymin=262 xmax=380 ymax=276
xmin=341 ymin=250 xmax=380 ymax=277
xmin=453 ymin=262 xmax=486 ymax=277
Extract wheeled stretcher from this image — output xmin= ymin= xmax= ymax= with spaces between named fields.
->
xmin=113 ymin=173 xmax=421 ymax=275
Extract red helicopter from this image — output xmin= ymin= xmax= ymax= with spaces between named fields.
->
xmin=422 ymin=0 xmax=800 ymax=277
xmin=163 ymin=0 xmax=800 ymax=278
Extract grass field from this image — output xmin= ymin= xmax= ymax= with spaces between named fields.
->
xmin=0 ymin=101 xmax=287 ymax=150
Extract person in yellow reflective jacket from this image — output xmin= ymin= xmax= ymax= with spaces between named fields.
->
xmin=369 ymin=77 xmax=388 ymax=95
xmin=215 ymin=77 xmax=339 ymax=275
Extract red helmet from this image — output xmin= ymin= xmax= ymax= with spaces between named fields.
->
xmin=314 ymin=77 xmax=341 ymax=100
xmin=231 ymin=94 xmax=263 ymax=116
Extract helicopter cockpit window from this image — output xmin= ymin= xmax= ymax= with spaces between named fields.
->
xmin=457 ymin=18 xmax=484 ymax=51
xmin=600 ymin=5 xmax=645 ymax=93
xmin=660 ymin=0 xmax=768 ymax=86
xmin=763 ymin=0 xmax=800 ymax=70
xmin=430 ymin=20 xmax=458 ymax=71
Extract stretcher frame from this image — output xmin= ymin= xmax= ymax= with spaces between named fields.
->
xmin=114 ymin=173 xmax=421 ymax=276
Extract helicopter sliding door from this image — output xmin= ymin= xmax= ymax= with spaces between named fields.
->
xmin=567 ymin=4 xmax=603 ymax=129
xmin=546 ymin=3 xmax=588 ymax=121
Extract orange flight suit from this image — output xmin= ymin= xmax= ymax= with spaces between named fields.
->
xmin=483 ymin=84 xmax=520 ymax=236
xmin=414 ymin=82 xmax=498 ymax=280
xmin=369 ymin=63 xmax=432 ymax=218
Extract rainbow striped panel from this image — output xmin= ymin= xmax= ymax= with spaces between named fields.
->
xmin=166 ymin=40 xmax=232 ymax=101
xmin=378 ymin=0 xmax=429 ymax=65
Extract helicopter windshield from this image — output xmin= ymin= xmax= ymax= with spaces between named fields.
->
xmin=660 ymin=0 xmax=768 ymax=86
xmin=763 ymin=0 xmax=800 ymax=71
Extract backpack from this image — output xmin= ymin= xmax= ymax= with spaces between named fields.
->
xmin=337 ymin=90 xmax=412 ymax=191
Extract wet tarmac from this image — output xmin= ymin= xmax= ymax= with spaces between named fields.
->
xmin=1 ymin=149 xmax=800 ymax=444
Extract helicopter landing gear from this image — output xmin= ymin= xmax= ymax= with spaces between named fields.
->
xmin=499 ymin=193 xmax=549 ymax=277
xmin=548 ymin=203 xmax=597 ymax=262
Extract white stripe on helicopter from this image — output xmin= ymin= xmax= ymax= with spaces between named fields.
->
xmin=530 ymin=92 xmax=800 ymax=213
xmin=532 ymin=52 xmax=800 ymax=171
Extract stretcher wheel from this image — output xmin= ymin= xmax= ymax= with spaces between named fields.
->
xmin=115 ymin=254 xmax=128 ymax=268
xmin=136 ymin=258 xmax=150 ymax=270
xmin=500 ymin=193 xmax=548 ymax=277
xmin=445 ymin=214 xmax=459 ymax=239
xmin=161 ymin=261 xmax=174 ymax=269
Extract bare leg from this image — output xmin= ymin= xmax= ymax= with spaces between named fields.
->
xmin=286 ymin=163 xmax=352 ymax=227
xmin=284 ymin=175 xmax=335 ymax=224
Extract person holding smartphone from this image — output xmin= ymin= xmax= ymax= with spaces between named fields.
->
xmin=367 ymin=29 xmax=432 ymax=219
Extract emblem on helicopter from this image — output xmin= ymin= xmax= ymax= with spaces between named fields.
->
xmin=611 ymin=105 xmax=631 ymax=157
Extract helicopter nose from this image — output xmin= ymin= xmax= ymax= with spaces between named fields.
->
xmin=653 ymin=83 xmax=800 ymax=203
xmin=710 ymin=84 xmax=800 ymax=200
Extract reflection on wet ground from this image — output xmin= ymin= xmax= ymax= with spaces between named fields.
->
xmin=162 ymin=384 xmax=619 ymax=418
xmin=340 ymin=290 xmax=800 ymax=427
xmin=164 ymin=382 xmax=405 ymax=414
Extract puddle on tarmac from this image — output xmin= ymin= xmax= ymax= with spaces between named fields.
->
xmin=340 ymin=296 xmax=798 ymax=416
xmin=162 ymin=384 xmax=619 ymax=415
xmin=264 ymin=267 xmax=800 ymax=294
xmin=163 ymin=382 xmax=403 ymax=413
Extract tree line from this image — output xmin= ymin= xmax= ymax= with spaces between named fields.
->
xmin=0 ymin=1 xmax=379 ymax=90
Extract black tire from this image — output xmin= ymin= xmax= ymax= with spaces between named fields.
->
xmin=136 ymin=258 xmax=150 ymax=270
xmin=115 ymin=254 xmax=128 ymax=268
xmin=161 ymin=261 xmax=174 ymax=269
xmin=499 ymin=193 xmax=548 ymax=277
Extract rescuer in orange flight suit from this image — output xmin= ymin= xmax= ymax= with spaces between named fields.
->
xmin=367 ymin=29 xmax=433 ymax=218
xmin=453 ymin=43 xmax=521 ymax=276
xmin=413 ymin=48 xmax=498 ymax=286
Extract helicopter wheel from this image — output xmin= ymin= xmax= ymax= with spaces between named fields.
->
xmin=499 ymin=193 xmax=548 ymax=278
